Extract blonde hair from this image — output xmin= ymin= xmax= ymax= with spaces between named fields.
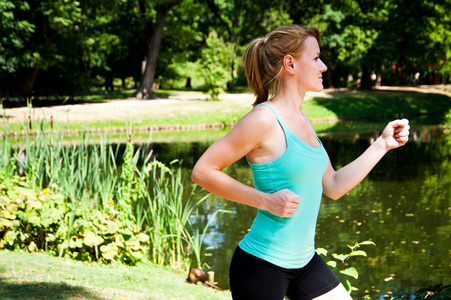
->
xmin=243 ymin=25 xmax=320 ymax=106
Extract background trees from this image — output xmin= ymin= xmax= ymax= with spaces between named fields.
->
xmin=0 ymin=0 xmax=83 ymax=97
xmin=0 ymin=0 xmax=449 ymax=101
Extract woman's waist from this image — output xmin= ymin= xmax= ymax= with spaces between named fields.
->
xmin=248 ymin=211 xmax=318 ymax=243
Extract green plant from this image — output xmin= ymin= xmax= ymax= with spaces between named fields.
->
xmin=0 ymin=114 xmax=219 ymax=269
xmin=182 ymin=208 xmax=231 ymax=270
xmin=0 ymin=177 xmax=150 ymax=264
xmin=137 ymin=159 xmax=215 ymax=270
xmin=200 ymin=31 xmax=233 ymax=100
xmin=316 ymin=240 xmax=376 ymax=293
xmin=444 ymin=109 xmax=451 ymax=133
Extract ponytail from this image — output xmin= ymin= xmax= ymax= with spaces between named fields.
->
xmin=243 ymin=38 xmax=269 ymax=106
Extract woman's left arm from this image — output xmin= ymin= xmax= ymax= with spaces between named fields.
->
xmin=322 ymin=119 xmax=410 ymax=200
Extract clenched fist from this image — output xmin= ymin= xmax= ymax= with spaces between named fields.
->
xmin=381 ymin=119 xmax=410 ymax=150
xmin=261 ymin=189 xmax=302 ymax=218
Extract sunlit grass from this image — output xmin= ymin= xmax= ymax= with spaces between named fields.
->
xmin=2 ymin=88 xmax=450 ymax=141
xmin=0 ymin=251 xmax=231 ymax=300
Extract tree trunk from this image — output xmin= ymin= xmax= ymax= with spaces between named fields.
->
xmin=19 ymin=10 xmax=57 ymax=98
xmin=21 ymin=67 xmax=40 ymax=97
xmin=359 ymin=66 xmax=373 ymax=90
xmin=322 ymin=56 xmax=334 ymax=88
xmin=136 ymin=5 xmax=173 ymax=99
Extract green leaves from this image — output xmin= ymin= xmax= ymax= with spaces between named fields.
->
xmin=200 ymin=30 xmax=233 ymax=100
xmin=0 ymin=180 xmax=152 ymax=263
xmin=316 ymin=240 xmax=376 ymax=294
xmin=358 ymin=241 xmax=376 ymax=246
xmin=348 ymin=250 xmax=367 ymax=257
xmin=83 ymin=230 xmax=104 ymax=247
xmin=315 ymin=247 xmax=328 ymax=256
xmin=0 ymin=122 xmax=224 ymax=273
xmin=340 ymin=267 xmax=358 ymax=279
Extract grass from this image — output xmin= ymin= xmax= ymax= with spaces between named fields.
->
xmin=0 ymin=251 xmax=231 ymax=300
xmin=306 ymin=89 xmax=451 ymax=119
xmin=2 ymin=87 xmax=450 ymax=136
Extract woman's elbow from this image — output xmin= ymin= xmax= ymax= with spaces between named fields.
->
xmin=191 ymin=162 xmax=211 ymax=187
xmin=191 ymin=164 xmax=202 ymax=185
xmin=323 ymin=189 xmax=342 ymax=201
xmin=328 ymin=194 xmax=342 ymax=201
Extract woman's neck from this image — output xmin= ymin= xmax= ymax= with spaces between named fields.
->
xmin=270 ymin=74 xmax=307 ymax=114
xmin=270 ymin=89 xmax=306 ymax=115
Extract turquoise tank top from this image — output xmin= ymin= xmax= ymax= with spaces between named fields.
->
xmin=239 ymin=103 xmax=328 ymax=269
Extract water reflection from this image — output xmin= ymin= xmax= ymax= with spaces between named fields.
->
xmin=151 ymin=121 xmax=450 ymax=299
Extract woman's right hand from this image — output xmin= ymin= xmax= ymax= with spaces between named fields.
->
xmin=262 ymin=189 xmax=301 ymax=217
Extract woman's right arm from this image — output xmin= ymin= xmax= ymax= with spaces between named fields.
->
xmin=191 ymin=109 xmax=301 ymax=217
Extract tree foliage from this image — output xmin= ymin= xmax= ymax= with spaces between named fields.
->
xmin=200 ymin=31 xmax=233 ymax=100
xmin=0 ymin=0 xmax=449 ymax=100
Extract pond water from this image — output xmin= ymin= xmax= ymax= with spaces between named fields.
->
xmin=150 ymin=119 xmax=450 ymax=299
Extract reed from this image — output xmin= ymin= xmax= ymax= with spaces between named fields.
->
xmin=1 ymin=104 xmax=220 ymax=270
xmin=138 ymin=159 xmax=210 ymax=270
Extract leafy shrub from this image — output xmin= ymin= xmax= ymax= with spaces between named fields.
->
xmin=445 ymin=109 xmax=451 ymax=131
xmin=1 ymin=122 xmax=218 ymax=270
xmin=0 ymin=174 xmax=149 ymax=265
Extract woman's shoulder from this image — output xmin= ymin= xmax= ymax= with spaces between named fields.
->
xmin=240 ymin=103 xmax=277 ymax=128
xmin=227 ymin=102 xmax=278 ymax=142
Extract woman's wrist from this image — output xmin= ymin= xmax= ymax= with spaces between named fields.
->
xmin=374 ymin=136 xmax=390 ymax=153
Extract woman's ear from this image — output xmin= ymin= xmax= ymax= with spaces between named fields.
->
xmin=283 ymin=55 xmax=295 ymax=74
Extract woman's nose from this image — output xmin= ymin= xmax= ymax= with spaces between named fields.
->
xmin=320 ymin=59 xmax=327 ymax=72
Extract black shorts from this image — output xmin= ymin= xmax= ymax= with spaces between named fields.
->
xmin=229 ymin=246 xmax=340 ymax=300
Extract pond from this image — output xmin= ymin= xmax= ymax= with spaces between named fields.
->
xmin=150 ymin=118 xmax=450 ymax=299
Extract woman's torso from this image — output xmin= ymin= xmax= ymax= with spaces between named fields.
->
xmin=239 ymin=103 xmax=328 ymax=268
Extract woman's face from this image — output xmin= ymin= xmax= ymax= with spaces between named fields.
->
xmin=293 ymin=36 xmax=328 ymax=93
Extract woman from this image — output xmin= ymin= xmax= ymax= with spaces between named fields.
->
xmin=191 ymin=25 xmax=409 ymax=300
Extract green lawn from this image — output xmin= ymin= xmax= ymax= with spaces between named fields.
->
xmin=304 ymin=89 xmax=451 ymax=119
xmin=2 ymin=87 xmax=450 ymax=135
xmin=0 ymin=251 xmax=231 ymax=300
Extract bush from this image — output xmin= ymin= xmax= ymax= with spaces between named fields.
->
xmin=0 ymin=174 xmax=149 ymax=264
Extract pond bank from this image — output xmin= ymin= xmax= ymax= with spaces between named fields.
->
xmin=1 ymin=86 xmax=450 ymax=138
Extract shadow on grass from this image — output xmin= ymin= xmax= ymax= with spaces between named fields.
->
xmin=0 ymin=277 xmax=102 ymax=300
xmin=1 ymin=89 xmax=138 ymax=109
xmin=313 ymin=89 xmax=451 ymax=121
xmin=1 ymin=88 xmax=191 ymax=108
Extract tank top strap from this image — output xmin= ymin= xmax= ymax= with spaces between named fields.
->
xmin=302 ymin=112 xmax=322 ymax=143
xmin=257 ymin=103 xmax=291 ymax=135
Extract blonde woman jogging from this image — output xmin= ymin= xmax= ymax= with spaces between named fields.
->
xmin=192 ymin=25 xmax=410 ymax=300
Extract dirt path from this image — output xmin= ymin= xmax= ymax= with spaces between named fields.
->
xmin=2 ymin=93 xmax=253 ymax=124
xmin=2 ymin=86 xmax=449 ymax=125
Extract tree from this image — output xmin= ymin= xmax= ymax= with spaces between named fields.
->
xmin=200 ymin=31 xmax=233 ymax=100
xmin=0 ymin=0 xmax=82 ymax=97
xmin=2 ymin=0 xmax=449 ymax=100
xmin=136 ymin=0 xmax=183 ymax=99
xmin=80 ymin=0 xmax=147 ymax=91
xmin=153 ymin=0 xmax=206 ymax=89
xmin=0 ymin=1 xmax=34 ymax=86
xmin=372 ymin=0 xmax=451 ymax=86
xmin=195 ymin=0 xmax=293 ymax=89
